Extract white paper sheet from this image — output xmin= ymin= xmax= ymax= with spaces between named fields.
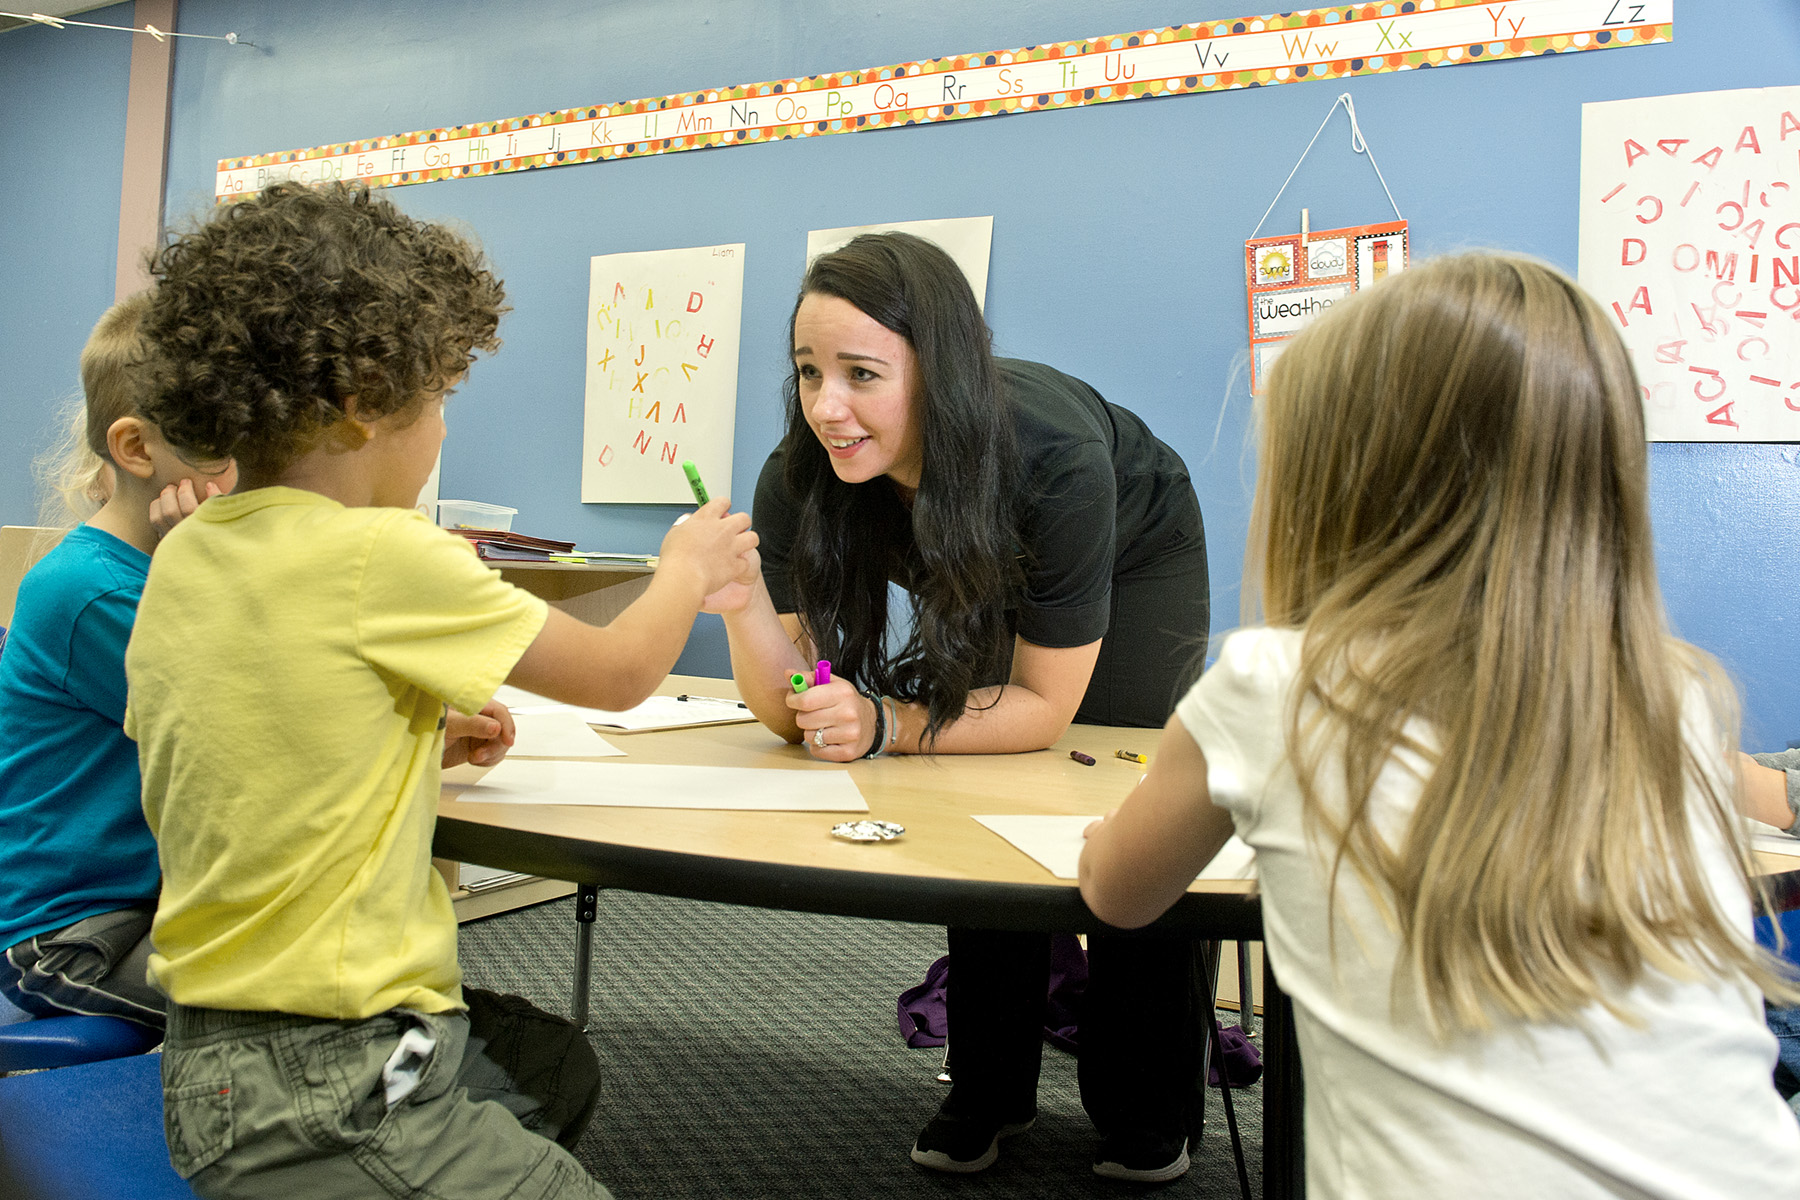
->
xmin=508 ymin=710 xmax=624 ymax=758
xmin=443 ymin=758 xmax=868 ymax=812
xmin=1751 ymin=818 xmax=1800 ymax=860
xmin=805 ymin=217 xmax=993 ymax=310
xmin=973 ymin=814 xmax=1257 ymax=883
xmin=493 ymin=685 xmax=754 ymax=731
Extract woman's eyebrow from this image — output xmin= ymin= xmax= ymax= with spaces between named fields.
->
xmin=790 ymin=347 xmax=891 ymax=367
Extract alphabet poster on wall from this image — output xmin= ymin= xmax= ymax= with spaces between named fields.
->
xmin=1245 ymin=218 xmax=1407 ymax=393
xmin=582 ymin=244 xmax=745 ymax=504
xmin=1579 ymin=86 xmax=1800 ymax=442
xmin=219 ymin=2 xmax=1671 ymax=202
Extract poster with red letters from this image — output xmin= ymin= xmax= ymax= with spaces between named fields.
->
xmin=1579 ymin=87 xmax=1800 ymax=442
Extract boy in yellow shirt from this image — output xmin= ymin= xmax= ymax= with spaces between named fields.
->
xmin=126 ymin=182 xmax=758 ymax=1199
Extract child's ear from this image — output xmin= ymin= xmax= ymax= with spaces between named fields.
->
xmin=337 ymin=395 xmax=377 ymax=448
xmin=106 ymin=416 xmax=157 ymax=481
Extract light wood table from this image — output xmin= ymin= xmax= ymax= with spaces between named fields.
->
xmin=435 ymin=674 xmax=1290 ymax=1194
xmin=434 ymin=674 xmax=1800 ymax=1200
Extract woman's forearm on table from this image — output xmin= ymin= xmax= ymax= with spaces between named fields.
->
xmin=724 ymin=578 xmax=810 ymax=741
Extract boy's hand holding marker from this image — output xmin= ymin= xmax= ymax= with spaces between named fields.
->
xmin=673 ymin=461 xmax=762 ymax=614
xmin=657 ymin=496 xmax=759 ymax=605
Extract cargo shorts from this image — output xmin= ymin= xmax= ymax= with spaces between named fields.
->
xmin=161 ymin=988 xmax=611 ymax=1199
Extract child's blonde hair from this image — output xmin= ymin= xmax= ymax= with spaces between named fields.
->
xmin=31 ymin=294 xmax=152 ymax=528
xmin=32 ymin=397 xmax=108 ymax=528
xmin=1250 ymin=252 xmax=1797 ymax=1032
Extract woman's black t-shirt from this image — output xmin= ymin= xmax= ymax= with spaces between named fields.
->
xmin=754 ymin=358 xmax=1203 ymax=650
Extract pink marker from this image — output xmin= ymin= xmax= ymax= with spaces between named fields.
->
xmin=815 ymin=660 xmax=831 ymax=687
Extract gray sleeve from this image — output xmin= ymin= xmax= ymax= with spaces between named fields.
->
xmin=1749 ymin=749 xmax=1800 ymax=836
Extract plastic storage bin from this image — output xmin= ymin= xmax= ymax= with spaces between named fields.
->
xmin=437 ymin=499 xmax=518 ymax=531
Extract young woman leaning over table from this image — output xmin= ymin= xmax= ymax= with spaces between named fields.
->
xmin=715 ymin=231 xmax=1212 ymax=1183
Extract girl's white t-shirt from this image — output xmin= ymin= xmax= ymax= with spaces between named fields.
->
xmin=1177 ymin=627 xmax=1800 ymax=1200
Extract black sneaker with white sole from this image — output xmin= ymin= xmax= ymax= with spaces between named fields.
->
xmin=910 ymin=1108 xmax=1038 ymax=1173
xmin=1092 ymin=1133 xmax=1191 ymax=1183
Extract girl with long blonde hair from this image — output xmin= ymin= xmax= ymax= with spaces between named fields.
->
xmin=1080 ymin=252 xmax=1800 ymax=1197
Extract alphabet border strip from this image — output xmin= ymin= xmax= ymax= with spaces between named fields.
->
xmin=215 ymin=0 xmax=1670 ymax=202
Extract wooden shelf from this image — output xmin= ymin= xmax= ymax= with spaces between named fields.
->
xmin=450 ymin=877 xmax=577 ymax=922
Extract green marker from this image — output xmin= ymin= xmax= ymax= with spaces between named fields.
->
xmin=790 ymin=672 xmax=809 ymax=693
xmin=681 ymin=459 xmax=709 ymax=506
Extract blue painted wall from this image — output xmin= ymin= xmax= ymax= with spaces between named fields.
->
xmin=0 ymin=2 xmax=135 ymax=526
xmin=7 ymin=1 xmax=1800 ymax=742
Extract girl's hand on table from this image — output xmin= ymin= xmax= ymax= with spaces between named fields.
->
xmin=789 ymin=679 xmax=875 ymax=763
xmin=443 ymin=699 xmax=516 ymax=768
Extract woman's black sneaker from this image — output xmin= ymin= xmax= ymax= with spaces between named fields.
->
xmin=1092 ymin=1133 xmax=1190 ymax=1182
xmin=910 ymin=1107 xmax=1037 ymax=1172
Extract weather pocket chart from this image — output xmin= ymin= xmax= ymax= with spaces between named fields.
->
xmin=582 ymin=244 xmax=745 ymax=504
xmin=1245 ymin=218 xmax=1408 ymax=393
xmin=1579 ymin=86 xmax=1800 ymax=442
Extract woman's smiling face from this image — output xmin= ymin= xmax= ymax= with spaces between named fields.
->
xmin=792 ymin=292 xmax=925 ymax=491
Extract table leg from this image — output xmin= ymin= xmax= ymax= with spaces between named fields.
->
xmin=1194 ymin=941 xmax=1220 ymax=1134
xmin=1260 ymin=955 xmax=1304 ymax=1200
xmin=572 ymin=884 xmax=598 ymax=1033
xmin=1238 ymin=942 xmax=1257 ymax=1036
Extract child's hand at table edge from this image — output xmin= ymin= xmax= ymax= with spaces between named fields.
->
xmin=443 ymin=699 xmax=516 ymax=769
xmin=148 ymin=479 xmax=224 ymax=540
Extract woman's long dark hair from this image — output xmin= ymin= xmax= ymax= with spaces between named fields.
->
xmin=781 ymin=232 xmax=1021 ymax=743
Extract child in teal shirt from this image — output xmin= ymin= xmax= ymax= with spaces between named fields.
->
xmin=0 ymin=294 xmax=235 ymax=1029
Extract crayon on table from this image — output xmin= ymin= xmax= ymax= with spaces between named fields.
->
xmin=1069 ymin=750 xmax=1096 ymax=766
xmin=1115 ymin=750 xmax=1148 ymax=764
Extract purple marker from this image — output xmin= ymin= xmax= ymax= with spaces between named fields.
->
xmin=815 ymin=660 xmax=831 ymax=688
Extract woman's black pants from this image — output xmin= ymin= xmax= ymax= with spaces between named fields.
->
xmin=945 ymin=548 xmax=1210 ymax=1141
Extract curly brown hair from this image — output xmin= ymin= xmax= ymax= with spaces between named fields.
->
xmin=141 ymin=182 xmax=506 ymax=480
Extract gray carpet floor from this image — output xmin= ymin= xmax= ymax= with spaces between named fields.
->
xmin=459 ymin=891 xmax=1263 ymax=1199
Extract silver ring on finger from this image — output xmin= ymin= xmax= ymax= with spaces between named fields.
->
xmin=814 ymin=728 xmax=827 ymax=748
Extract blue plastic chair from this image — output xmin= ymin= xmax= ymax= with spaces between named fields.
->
xmin=0 ymin=1011 xmax=163 ymax=1072
xmin=0 ymin=1051 xmax=198 ymax=1199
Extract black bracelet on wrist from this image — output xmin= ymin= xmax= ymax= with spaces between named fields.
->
xmin=861 ymin=690 xmax=887 ymax=759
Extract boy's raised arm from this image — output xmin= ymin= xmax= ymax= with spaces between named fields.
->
xmin=507 ymin=499 xmax=757 ymax=711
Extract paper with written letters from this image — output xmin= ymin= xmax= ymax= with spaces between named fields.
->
xmin=582 ymin=244 xmax=744 ymax=504
xmin=1579 ymin=86 xmax=1800 ymax=441
xmin=443 ymin=758 xmax=869 ymax=812
xmin=973 ymin=814 xmax=1257 ymax=882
